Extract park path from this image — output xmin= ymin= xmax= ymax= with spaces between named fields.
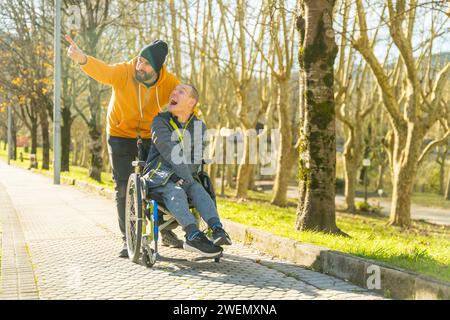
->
xmin=0 ymin=161 xmax=382 ymax=300
xmin=335 ymin=195 xmax=450 ymax=226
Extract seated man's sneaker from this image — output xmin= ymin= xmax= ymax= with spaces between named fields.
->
xmin=184 ymin=232 xmax=223 ymax=257
xmin=119 ymin=242 xmax=128 ymax=258
xmin=212 ymin=227 xmax=232 ymax=246
xmin=161 ymin=230 xmax=184 ymax=248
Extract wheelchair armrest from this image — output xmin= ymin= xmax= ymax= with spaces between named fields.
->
xmin=132 ymin=160 xmax=146 ymax=168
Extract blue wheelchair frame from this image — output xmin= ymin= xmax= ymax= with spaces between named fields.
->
xmin=124 ymin=137 xmax=221 ymax=268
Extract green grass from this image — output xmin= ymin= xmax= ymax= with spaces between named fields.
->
xmin=217 ymin=195 xmax=450 ymax=283
xmin=0 ymin=146 xmax=114 ymax=189
xmin=2 ymin=144 xmax=449 ymax=282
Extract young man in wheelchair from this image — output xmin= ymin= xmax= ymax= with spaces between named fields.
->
xmin=142 ymin=84 xmax=232 ymax=257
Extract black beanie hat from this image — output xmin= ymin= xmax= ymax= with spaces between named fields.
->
xmin=139 ymin=40 xmax=168 ymax=73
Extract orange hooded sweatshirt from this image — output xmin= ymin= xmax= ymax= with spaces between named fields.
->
xmin=80 ymin=56 xmax=180 ymax=139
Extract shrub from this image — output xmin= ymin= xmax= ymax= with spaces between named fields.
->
xmin=356 ymin=201 xmax=382 ymax=214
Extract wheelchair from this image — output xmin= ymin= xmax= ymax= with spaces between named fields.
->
xmin=124 ymin=137 xmax=220 ymax=268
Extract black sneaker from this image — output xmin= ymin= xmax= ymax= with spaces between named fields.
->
xmin=161 ymin=230 xmax=184 ymax=248
xmin=119 ymin=242 xmax=128 ymax=258
xmin=184 ymin=232 xmax=223 ymax=257
xmin=212 ymin=228 xmax=232 ymax=246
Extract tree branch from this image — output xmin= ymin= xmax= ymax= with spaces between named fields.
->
xmin=417 ymin=128 xmax=450 ymax=166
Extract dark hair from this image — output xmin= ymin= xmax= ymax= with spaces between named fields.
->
xmin=186 ymin=84 xmax=199 ymax=106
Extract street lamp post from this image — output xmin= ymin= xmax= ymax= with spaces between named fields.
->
xmin=53 ymin=0 xmax=61 ymax=184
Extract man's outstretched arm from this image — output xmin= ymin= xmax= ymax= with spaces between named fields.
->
xmin=66 ymin=35 xmax=126 ymax=87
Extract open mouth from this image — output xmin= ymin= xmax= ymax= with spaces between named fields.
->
xmin=169 ymin=99 xmax=178 ymax=106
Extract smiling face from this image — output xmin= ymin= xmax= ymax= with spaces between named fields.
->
xmin=167 ymin=84 xmax=198 ymax=114
xmin=135 ymin=56 xmax=157 ymax=83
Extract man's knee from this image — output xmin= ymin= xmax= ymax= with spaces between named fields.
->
xmin=184 ymin=181 xmax=203 ymax=194
xmin=164 ymin=184 xmax=188 ymax=203
xmin=159 ymin=184 xmax=196 ymax=228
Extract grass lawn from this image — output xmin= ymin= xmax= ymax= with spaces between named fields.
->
xmin=0 ymin=146 xmax=114 ymax=189
xmin=218 ymin=192 xmax=450 ymax=283
xmin=1 ymin=145 xmax=449 ymax=282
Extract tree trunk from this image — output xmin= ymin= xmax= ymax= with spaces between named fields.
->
xmin=61 ymin=106 xmax=72 ymax=172
xmin=343 ymin=153 xmax=357 ymax=212
xmin=235 ymin=133 xmax=253 ymax=198
xmin=445 ymin=168 xmax=450 ymax=200
xmin=30 ymin=121 xmax=38 ymax=155
xmin=80 ymin=139 xmax=87 ymax=167
xmin=72 ymin=139 xmax=78 ymax=166
xmin=295 ymin=0 xmax=343 ymax=234
xmin=76 ymin=3 xmax=110 ymax=181
xmin=271 ymin=152 xmax=294 ymax=205
xmin=271 ymin=79 xmax=295 ymax=206
xmin=88 ymin=125 xmax=103 ymax=182
xmin=11 ymin=116 xmax=17 ymax=160
xmin=388 ymin=127 xmax=422 ymax=227
xmin=375 ymin=160 xmax=386 ymax=191
xmin=342 ymin=123 xmax=363 ymax=212
xmin=207 ymin=132 xmax=221 ymax=191
xmin=39 ymin=110 xmax=50 ymax=170
xmin=207 ymin=163 xmax=218 ymax=191
xmin=390 ymin=161 xmax=416 ymax=226
xmin=168 ymin=0 xmax=182 ymax=78
xmin=86 ymin=71 xmax=103 ymax=181
xmin=438 ymin=146 xmax=448 ymax=195
xmin=248 ymin=165 xmax=256 ymax=191
xmin=226 ymin=164 xmax=235 ymax=188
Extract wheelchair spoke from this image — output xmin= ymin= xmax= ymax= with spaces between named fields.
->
xmin=125 ymin=175 xmax=144 ymax=263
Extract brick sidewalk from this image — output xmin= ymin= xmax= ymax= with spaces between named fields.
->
xmin=0 ymin=161 xmax=382 ymax=300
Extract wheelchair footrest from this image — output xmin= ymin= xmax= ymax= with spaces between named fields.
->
xmin=159 ymin=217 xmax=178 ymax=231
xmin=188 ymin=252 xmax=223 ymax=262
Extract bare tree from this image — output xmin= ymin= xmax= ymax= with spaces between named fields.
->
xmin=295 ymin=0 xmax=345 ymax=234
xmin=352 ymin=0 xmax=450 ymax=226
xmin=0 ymin=0 xmax=54 ymax=169
xmin=217 ymin=0 xmax=270 ymax=199
xmin=261 ymin=0 xmax=298 ymax=207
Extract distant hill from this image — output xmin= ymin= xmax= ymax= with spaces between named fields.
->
xmin=430 ymin=52 xmax=450 ymax=65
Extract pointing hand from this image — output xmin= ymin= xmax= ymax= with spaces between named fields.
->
xmin=65 ymin=35 xmax=87 ymax=65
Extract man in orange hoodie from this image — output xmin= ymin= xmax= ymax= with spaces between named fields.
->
xmin=66 ymin=36 xmax=183 ymax=257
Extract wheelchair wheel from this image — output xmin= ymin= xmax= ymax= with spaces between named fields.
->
xmin=125 ymin=173 xmax=143 ymax=263
xmin=142 ymin=247 xmax=157 ymax=268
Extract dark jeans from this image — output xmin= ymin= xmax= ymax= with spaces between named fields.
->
xmin=107 ymin=135 xmax=150 ymax=241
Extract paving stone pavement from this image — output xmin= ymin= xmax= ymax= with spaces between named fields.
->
xmin=0 ymin=161 xmax=383 ymax=300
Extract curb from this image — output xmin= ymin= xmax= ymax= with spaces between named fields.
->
xmin=221 ymin=219 xmax=450 ymax=300
xmin=10 ymin=164 xmax=450 ymax=300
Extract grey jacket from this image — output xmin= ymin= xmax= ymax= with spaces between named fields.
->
xmin=143 ymin=111 xmax=207 ymax=189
